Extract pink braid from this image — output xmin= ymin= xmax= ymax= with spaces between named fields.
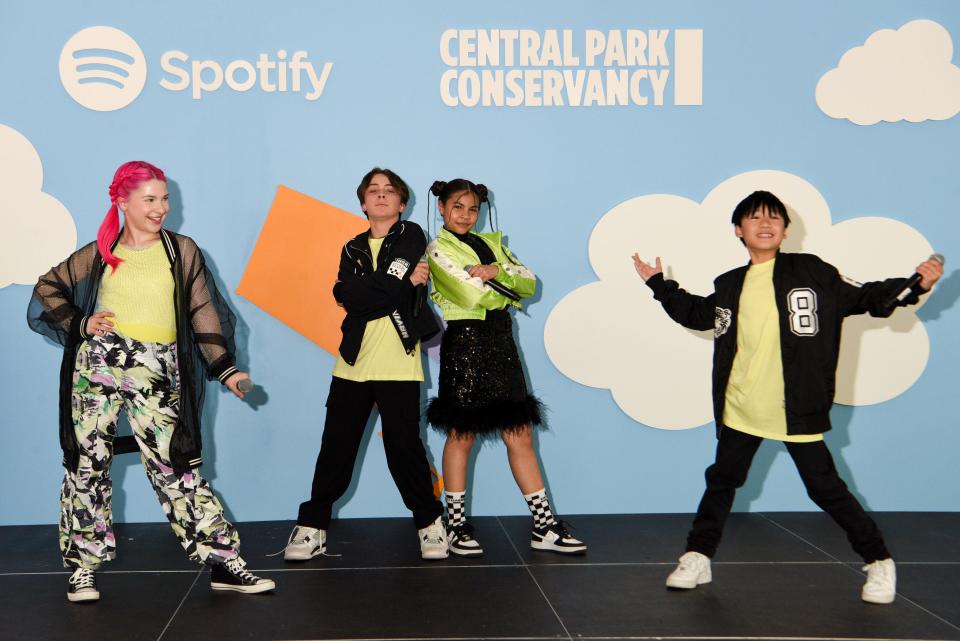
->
xmin=96 ymin=160 xmax=167 ymax=269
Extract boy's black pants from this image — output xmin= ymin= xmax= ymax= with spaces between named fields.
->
xmin=686 ymin=426 xmax=891 ymax=563
xmin=297 ymin=377 xmax=443 ymax=530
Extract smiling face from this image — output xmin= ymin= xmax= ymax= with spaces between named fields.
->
xmin=439 ymin=190 xmax=480 ymax=235
xmin=361 ymin=173 xmax=406 ymax=223
xmin=117 ymin=178 xmax=169 ymax=235
xmin=735 ymin=205 xmax=786 ymax=256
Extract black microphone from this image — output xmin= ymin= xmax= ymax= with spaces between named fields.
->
xmin=237 ymin=378 xmax=254 ymax=394
xmin=464 ymin=264 xmax=522 ymax=302
xmin=413 ymin=255 xmax=428 ymax=318
xmin=882 ymin=253 xmax=945 ymax=311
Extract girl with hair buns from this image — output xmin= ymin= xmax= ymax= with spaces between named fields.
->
xmin=425 ymin=178 xmax=586 ymax=557
xmin=28 ymin=161 xmax=274 ymax=602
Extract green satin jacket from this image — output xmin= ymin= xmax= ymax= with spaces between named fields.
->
xmin=426 ymin=228 xmax=536 ymax=321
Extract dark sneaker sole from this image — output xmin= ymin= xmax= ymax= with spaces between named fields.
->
xmin=211 ymin=579 xmax=276 ymax=594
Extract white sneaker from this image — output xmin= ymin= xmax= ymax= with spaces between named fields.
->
xmin=861 ymin=558 xmax=896 ymax=604
xmin=666 ymin=551 xmax=712 ymax=589
xmin=447 ymin=522 xmax=484 ymax=557
xmin=283 ymin=525 xmax=327 ymax=561
xmin=530 ymin=521 xmax=587 ymax=554
xmin=418 ymin=516 xmax=449 ymax=560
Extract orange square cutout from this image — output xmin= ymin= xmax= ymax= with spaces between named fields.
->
xmin=237 ymin=185 xmax=369 ymax=356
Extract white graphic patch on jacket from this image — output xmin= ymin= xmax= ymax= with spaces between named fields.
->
xmin=387 ymin=258 xmax=411 ymax=280
xmin=715 ymin=307 xmax=732 ymax=338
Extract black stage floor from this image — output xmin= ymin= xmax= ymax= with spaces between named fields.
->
xmin=2 ymin=513 xmax=958 ymax=641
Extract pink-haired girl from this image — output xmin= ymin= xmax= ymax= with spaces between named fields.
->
xmin=29 ymin=161 xmax=274 ymax=602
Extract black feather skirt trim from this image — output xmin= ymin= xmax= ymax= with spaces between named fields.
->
xmin=426 ymin=312 xmax=545 ymax=437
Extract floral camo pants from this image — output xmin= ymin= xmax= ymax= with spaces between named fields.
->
xmin=61 ymin=333 xmax=240 ymax=569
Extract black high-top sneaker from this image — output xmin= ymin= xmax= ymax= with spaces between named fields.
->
xmin=210 ymin=557 xmax=276 ymax=594
xmin=67 ymin=567 xmax=100 ymax=603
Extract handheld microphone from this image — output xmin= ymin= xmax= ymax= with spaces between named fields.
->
xmin=237 ymin=378 xmax=254 ymax=394
xmin=413 ymin=255 xmax=428 ymax=318
xmin=882 ymin=253 xmax=945 ymax=311
xmin=464 ymin=264 xmax=522 ymax=302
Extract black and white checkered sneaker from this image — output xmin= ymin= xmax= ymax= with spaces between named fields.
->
xmin=531 ymin=521 xmax=587 ymax=555
xmin=447 ymin=522 xmax=484 ymax=557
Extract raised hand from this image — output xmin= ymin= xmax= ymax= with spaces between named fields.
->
xmin=632 ymin=254 xmax=663 ymax=282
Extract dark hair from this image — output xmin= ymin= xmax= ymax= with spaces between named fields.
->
xmin=429 ymin=178 xmax=489 ymax=205
xmin=356 ymin=167 xmax=411 ymax=206
xmin=731 ymin=190 xmax=791 ymax=228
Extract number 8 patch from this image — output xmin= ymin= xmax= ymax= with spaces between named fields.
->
xmin=787 ymin=288 xmax=819 ymax=336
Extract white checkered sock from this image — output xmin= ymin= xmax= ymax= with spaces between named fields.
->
xmin=523 ymin=488 xmax=557 ymax=530
xmin=446 ymin=490 xmax=467 ymax=528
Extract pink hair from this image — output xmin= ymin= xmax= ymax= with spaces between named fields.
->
xmin=96 ymin=160 xmax=167 ymax=269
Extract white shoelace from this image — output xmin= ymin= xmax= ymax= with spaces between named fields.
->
xmin=70 ymin=568 xmax=96 ymax=589
xmin=423 ymin=521 xmax=445 ymax=544
xmin=225 ymin=558 xmax=258 ymax=582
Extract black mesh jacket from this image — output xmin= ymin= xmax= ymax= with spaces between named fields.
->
xmin=645 ymin=252 xmax=920 ymax=436
xmin=334 ymin=220 xmax=440 ymax=365
xmin=28 ymin=229 xmax=239 ymax=475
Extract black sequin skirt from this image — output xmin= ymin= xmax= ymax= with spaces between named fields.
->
xmin=426 ymin=311 xmax=544 ymax=437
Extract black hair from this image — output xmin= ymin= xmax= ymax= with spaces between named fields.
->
xmin=356 ymin=167 xmax=411 ymax=207
xmin=429 ymin=178 xmax=496 ymax=235
xmin=429 ymin=178 xmax=489 ymax=205
xmin=731 ymin=190 xmax=791 ymax=227
xmin=731 ymin=191 xmax=790 ymax=245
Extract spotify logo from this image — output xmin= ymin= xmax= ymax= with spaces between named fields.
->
xmin=59 ymin=26 xmax=147 ymax=111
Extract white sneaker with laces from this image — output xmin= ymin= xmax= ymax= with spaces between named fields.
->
xmin=418 ymin=516 xmax=449 ymax=560
xmin=861 ymin=558 xmax=896 ymax=604
xmin=530 ymin=521 xmax=587 ymax=554
xmin=665 ymin=551 xmax=712 ymax=589
xmin=447 ymin=522 xmax=484 ymax=557
xmin=283 ymin=525 xmax=327 ymax=561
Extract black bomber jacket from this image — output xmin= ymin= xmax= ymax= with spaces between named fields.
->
xmin=28 ymin=230 xmax=239 ymax=475
xmin=334 ymin=220 xmax=440 ymax=365
xmin=645 ymin=252 xmax=922 ymax=436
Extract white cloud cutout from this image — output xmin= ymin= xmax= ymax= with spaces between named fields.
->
xmin=544 ymin=170 xmax=933 ymax=430
xmin=0 ymin=124 xmax=76 ymax=288
xmin=816 ymin=19 xmax=960 ymax=125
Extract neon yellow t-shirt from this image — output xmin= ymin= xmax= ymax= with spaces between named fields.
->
xmin=97 ymin=241 xmax=176 ymax=343
xmin=332 ymin=236 xmax=423 ymax=382
xmin=724 ymin=259 xmax=822 ymax=443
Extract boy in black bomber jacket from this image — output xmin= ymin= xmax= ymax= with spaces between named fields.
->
xmin=633 ymin=190 xmax=943 ymax=604
xmin=284 ymin=168 xmax=447 ymax=562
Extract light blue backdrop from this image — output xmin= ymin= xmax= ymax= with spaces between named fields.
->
xmin=1 ymin=1 xmax=957 ymax=526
